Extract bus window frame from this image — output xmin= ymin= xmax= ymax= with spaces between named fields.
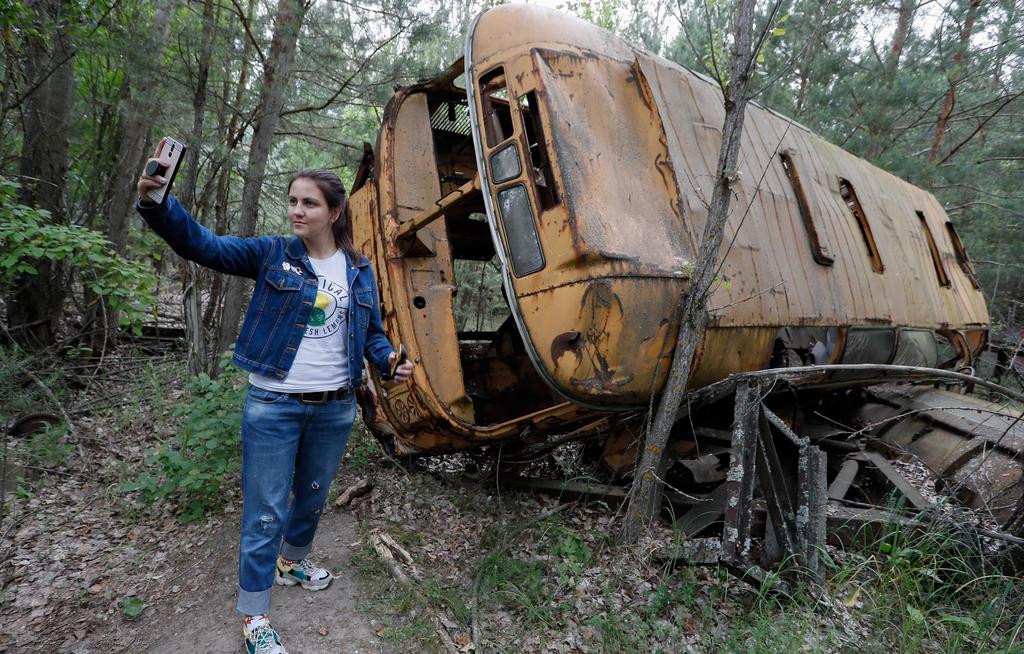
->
xmin=475 ymin=63 xmax=547 ymax=278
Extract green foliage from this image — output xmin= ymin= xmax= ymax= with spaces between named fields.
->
xmin=558 ymin=0 xmax=620 ymax=31
xmin=120 ymin=595 xmax=145 ymax=619
xmin=476 ymin=550 xmax=550 ymax=623
xmin=453 ymin=257 xmax=506 ymax=332
xmin=25 ymin=421 xmax=73 ymax=469
xmin=548 ymin=524 xmax=592 ymax=590
xmin=0 ymin=178 xmax=157 ymax=333
xmin=123 ymin=364 xmax=245 ymax=522
xmin=344 ymin=419 xmax=381 ymax=472
xmin=755 ymin=14 xmax=788 ymax=65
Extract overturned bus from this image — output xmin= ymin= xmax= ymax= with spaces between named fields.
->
xmin=347 ymin=5 xmax=1023 ymax=540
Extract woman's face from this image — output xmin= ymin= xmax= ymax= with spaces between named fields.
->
xmin=288 ymin=177 xmax=339 ymax=242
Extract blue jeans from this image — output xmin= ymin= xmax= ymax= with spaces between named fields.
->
xmin=235 ymin=385 xmax=356 ymax=615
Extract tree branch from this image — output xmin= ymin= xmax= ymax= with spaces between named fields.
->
xmin=1 ymin=0 xmax=120 ymax=114
xmin=937 ymin=90 xmax=1024 ymax=166
xmin=281 ymin=28 xmax=405 ymax=116
xmin=229 ymin=0 xmax=266 ymax=66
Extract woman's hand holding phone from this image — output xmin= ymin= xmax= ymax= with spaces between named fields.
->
xmin=388 ymin=345 xmax=413 ymax=383
xmin=138 ymin=137 xmax=186 ymax=205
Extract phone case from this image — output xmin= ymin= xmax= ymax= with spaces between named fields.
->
xmin=388 ymin=343 xmax=407 ymax=379
xmin=146 ymin=137 xmax=187 ymax=205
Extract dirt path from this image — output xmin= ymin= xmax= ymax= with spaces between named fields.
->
xmin=132 ymin=509 xmax=386 ymax=654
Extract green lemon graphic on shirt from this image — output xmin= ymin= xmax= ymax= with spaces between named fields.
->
xmin=309 ymin=291 xmax=331 ymax=327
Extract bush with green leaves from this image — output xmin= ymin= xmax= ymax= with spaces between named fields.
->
xmin=0 ymin=177 xmax=156 ymax=333
xmin=124 ymin=365 xmax=246 ymax=521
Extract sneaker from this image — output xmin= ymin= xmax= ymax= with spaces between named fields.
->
xmin=275 ymin=556 xmax=334 ymax=591
xmin=243 ymin=619 xmax=287 ymax=654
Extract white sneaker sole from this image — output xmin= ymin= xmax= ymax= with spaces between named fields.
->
xmin=275 ymin=572 xmax=333 ymax=591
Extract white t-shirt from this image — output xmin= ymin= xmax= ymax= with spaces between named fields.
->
xmin=250 ymin=250 xmax=351 ymax=392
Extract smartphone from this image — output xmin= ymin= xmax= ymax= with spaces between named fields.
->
xmin=145 ymin=137 xmax=187 ymax=205
xmin=388 ymin=343 xmax=408 ymax=380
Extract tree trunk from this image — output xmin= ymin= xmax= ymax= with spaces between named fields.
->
xmin=104 ymin=0 xmax=180 ymax=255
xmin=179 ymin=0 xmax=216 ymax=210
xmin=928 ymin=0 xmax=983 ymax=165
xmin=201 ymin=160 xmax=233 ymax=335
xmin=178 ymin=0 xmax=218 ymax=376
xmin=213 ymin=0 xmax=308 ymax=371
xmin=864 ymin=0 xmax=916 ymax=160
xmin=620 ymin=0 xmax=759 ymax=543
xmin=7 ymin=0 xmax=75 ymax=347
xmin=200 ymin=0 xmax=254 ymax=358
xmin=885 ymin=0 xmax=915 ymax=77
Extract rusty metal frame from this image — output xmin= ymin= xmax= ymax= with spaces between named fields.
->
xmin=853 ymin=450 xmax=931 ymax=511
xmin=675 ymin=365 xmax=1024 ymax=425
xmin=720 ymin=385 xmax=827 ymax=579
xmin=487 ymin=364 xmax=1024 ymax=585
xmin=394 ymin=175 xmax=481 ymax=253
xmin=462 ymin=18 xmax=616 ymax=414
xmin=756 ymin=406 xmax=802 ymax=568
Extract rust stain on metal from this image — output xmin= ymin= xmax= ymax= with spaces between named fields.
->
xmin=550 ymin=331 xmax=581 ymax=371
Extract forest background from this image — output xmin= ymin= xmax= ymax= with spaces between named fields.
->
xmin=1 ymin=0 xmax=1023 ymax=651
xmin=0 ymin=0 xmax=1021 ymax=358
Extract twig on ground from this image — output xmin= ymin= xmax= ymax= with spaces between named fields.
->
xmin=370 ymin=529 xmax=414 ymax=585
xmin=435 ymin=614 xmax=463 ymax=654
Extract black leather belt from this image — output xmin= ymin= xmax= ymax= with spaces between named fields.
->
xmin=289 ymin=387 xmax=352 ymax=404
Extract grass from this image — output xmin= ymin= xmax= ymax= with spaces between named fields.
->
xmin=351 ymin=470 xmax=1024 ymax=654
xmin=343 ymin=419 xmax=383 ymax=473
xmin=24 ymin=421 xmax=73 ymax=469
xmin=822 ymin=523 xmax=1024 ymax=654
xmin=349 ymin=519 xmax=452 ymax=654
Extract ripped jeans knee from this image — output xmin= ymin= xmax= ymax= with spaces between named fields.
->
xmin=259 ymin=513 xmax=278 ymax=531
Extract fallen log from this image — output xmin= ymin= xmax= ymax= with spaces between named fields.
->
xmin=334 ymin=478 xmax=373 ymax=507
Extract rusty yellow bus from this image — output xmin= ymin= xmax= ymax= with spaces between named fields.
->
xmin=348 ymin=5 xmax=989 ymax=468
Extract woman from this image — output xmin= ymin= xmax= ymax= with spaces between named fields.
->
xmin=136 ymin=156 xmax=412 ymax=654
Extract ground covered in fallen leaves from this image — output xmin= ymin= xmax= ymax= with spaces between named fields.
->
xmin=0 ymin=351 xmax=237 ymax=653
xmin=3 ymin=348 xmax=1023 ymax=654
xmin=346 ymin=455 xmax=1024 ymax=654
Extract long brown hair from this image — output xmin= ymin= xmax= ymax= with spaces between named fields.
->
xmin=288 ymin=168 xmax=362 ymax=261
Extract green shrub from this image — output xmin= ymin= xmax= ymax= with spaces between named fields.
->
xmin=0 ymin=177 xmax=156 ymax=333
xmin=124 ymin=364 xmax=245 ymax=521
xmin=26 ymin=421 xmax=73 ymax=469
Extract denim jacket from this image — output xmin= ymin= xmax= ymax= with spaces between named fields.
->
xmin=136 ymin=196 xmax=394 ymax=383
